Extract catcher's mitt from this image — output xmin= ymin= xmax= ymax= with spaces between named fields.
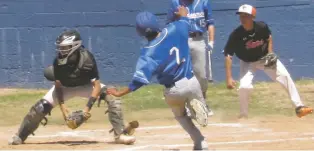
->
xmin=66 ymin=110 xmax=91 ymax=129
xmin=261 ymin=52 xmax=278 ymax=68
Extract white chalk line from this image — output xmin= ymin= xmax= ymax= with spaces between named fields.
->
xmin=30 ymin=128 xmax=312 ymax=145
xmin=29 ymin=123 xmax=249 ymax=139
xmin=136 ymin=123 xmax=250 ymax=130
xmin=139 ymin=129 xmax=272 ymax=139
xmin=119 ymin=137 xmax=314 ymax=151
xmin=26 ymin=123 xmax=314 ymax=150
xmin=29 ymin=123 xmax=308 ymax=141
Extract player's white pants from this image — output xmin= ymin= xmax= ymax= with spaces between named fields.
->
xmin=164 ymin=76 xmax=208 ymax=149
xmin=238 ymin=59 xmax=303 ymax=117
xmin=189 ymin=34 xmax=212 ymax=93
xmin=43 ymin=83 xmax=106 ymax=107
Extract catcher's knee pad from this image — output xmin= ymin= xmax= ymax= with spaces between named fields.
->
xmin=99 ymin=86 xmax=107 ymax=100
xmin=98 ymin=85 xmax=114 ymax=104
xmin=96 ymin=86 xmax=107 ymax=107
xmin=43 ymin=66 xmax=55 ymax=81
xmin=17 ymin=99 xmax=53 ymax=142
xmin=106 ymin=98 xmax=125 ymax=136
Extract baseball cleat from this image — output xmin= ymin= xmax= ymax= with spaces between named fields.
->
xmin=115 ymin=134 xmax=136 ymax=145
xmin=193 ymin=140 xmax=209 ymax=150
xmin=296 ymin=106 xmax=313 ymax=118
xmin=123 ymin=121 xmax=139 ymax=136
xmin=8 ymin=134 xmax=22 ymax=145
xmin=189 ymin=99 xmax=209 ymax=127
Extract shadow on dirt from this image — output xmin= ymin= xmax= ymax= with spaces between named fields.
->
xmin=27 ymin=140 xmax=99 ymax=146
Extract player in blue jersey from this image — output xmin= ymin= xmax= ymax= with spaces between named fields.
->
xmin=107 ymin=6 xmax=209 ymax=150
xmin=167 ymin=0 xmax=215 ymax=109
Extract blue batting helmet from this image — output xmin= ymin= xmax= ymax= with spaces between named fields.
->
xmin=135 ymin=11 xmax=161 ymax=37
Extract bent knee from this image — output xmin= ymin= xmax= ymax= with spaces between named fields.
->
xmin=277 ymin=71 xmax=290 ymax=77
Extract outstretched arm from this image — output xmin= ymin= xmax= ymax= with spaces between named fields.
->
xmin=107 ymin=87 xmax=131 ymax=97
xmin=84 ymin=55 xmax=101 ymax=112
xmin=84 ymin=79 xmax=101 ymax=112
xmin=225 ymin=55 xmax=236 ymax=89
xmin=55 ymin=80 xmax=69 ymax=121
xmin=107 ymin=54 xmax=157 ymax=97
xmin=223 ymin=31 xmax=237 ymax=89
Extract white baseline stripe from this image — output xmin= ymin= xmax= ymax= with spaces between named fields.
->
xmin=120 ymin=137 xmax=314 ymax=151
xmin=137 ymin=123 xmax=246 ymax=130
xmin=32 ymin=123 xmax=246 ymax=135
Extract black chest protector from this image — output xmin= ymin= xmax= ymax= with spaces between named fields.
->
xmin=72 ymin=49 xmax=94 ymax=77
xmin=55 ymin=49 xmax=96 ymax=87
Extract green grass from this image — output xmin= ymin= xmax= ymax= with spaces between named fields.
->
xmin=1 ymin=80 xmax=314 ymax=126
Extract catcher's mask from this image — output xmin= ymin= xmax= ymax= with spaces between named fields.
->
xmin=55 ymin=30 xmax=82 ymax=65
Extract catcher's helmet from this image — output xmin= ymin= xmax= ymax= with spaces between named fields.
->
xmin=55 ymin=30 xmax=82 ymax=65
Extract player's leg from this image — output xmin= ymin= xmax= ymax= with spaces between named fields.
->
xmin=188 ymin=37 xmax=213 ymax=116
xmin=188 ymin=38 xmax=208 ymax=98
xmin=186 ymin=76 xmax=209 ymax=127
xmin=8 ymin=86 xmax=55 ymax=145
xmin=164 ymin=78 xmax=208 ymax=150
xmin=202 ymin=32 xmax=213 ymax=83
xmin=262 ymin=59 xmax=313 ymax=117
xmin=103 ymin=85 xmax=136 ymax=144
xmin=238 ymin=61 xmax=256 ymax=119
xmin=79 ymin=84 xmax=136 ymax=144
xmin=9 ymin=66 xmax=85 ymax=145
xmin=8 ymin=84 xmax=82 ymax=145
xmin=186 ymin=76 xmax=210 ymax=150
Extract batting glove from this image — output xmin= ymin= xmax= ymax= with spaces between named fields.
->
xmin=206 ymin=41 xmax=214 ymax=54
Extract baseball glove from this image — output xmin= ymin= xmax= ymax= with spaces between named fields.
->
xmin=261 ymin=52 xmax=278 ymax=68
xmin=66 ymin=110 xmax=91 ymax=129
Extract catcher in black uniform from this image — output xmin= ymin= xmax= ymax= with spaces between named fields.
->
xmin=9 ymin=29 xmax=138 ymax=145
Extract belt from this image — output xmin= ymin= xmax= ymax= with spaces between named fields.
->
xmin=164 ymin=75 xmax=194 ymax=88
xmin=189 ymin=32 xmax=203 ymax=38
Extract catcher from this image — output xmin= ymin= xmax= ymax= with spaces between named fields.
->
xmin=8 ymin=29 xmax=138 ymax=145
xmin=224 ymin=4 xmax=313 ymax=119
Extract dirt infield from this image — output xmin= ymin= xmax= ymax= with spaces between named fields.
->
xmin=1 ymin=116 xmax=314 ymax=150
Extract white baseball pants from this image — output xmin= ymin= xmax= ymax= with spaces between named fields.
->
xmin=238 ymin=59 xmax=304 ymax=117
xmin=43 ymin=83 xmax=106 ymax=107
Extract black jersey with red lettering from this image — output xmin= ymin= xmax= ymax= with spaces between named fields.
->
xmin=53 ymin=48 xmax=100 ymax=87
xmin=224 ymin=21 xmax=271 ymax=62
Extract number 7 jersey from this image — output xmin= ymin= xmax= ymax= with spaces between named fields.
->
xmin=131 ymin=17 xmax=193 ymax=87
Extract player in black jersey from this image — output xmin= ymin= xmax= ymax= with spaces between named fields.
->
xmin=223 ymin=4 xmax=312 ymax=119
xmin=9 ymin=30 xmax=137 ymax=145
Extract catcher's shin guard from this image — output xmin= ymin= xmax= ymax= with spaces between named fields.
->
xmin=16 ymin=99 xmax=52 ymax=142
xmin=106 ymin=96 xmax=125 ymax=137
xmin=101 ymin=86 xmax=138 ymax=138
